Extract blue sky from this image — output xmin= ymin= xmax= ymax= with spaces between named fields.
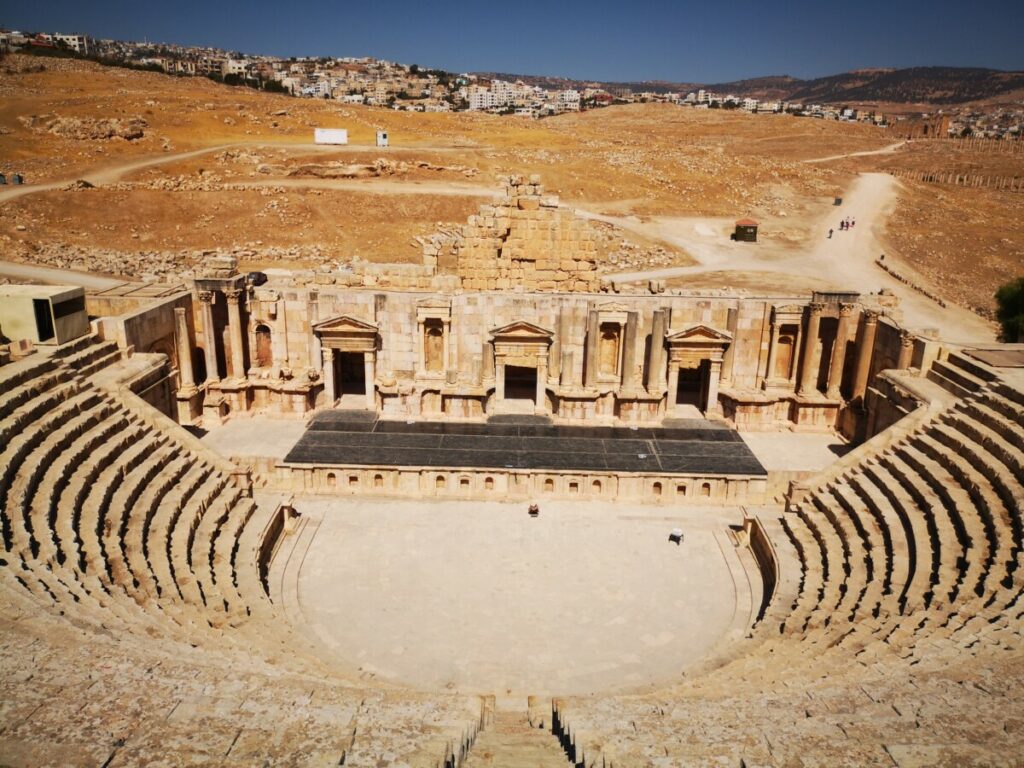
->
xmin=3 ymin=0 xmax=1022 ymax=82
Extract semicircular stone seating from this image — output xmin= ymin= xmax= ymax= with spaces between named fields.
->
xmin=0 ymin=340 xmax=485 ymax=766
xmin=3 ymin=337 xmax=1023 ymax=766
xmin=551 ymin=368 xmax=1024 ymax=766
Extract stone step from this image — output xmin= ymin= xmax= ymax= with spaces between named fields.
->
xmin=945 ymin=350 xmax=999 ymax=385
xmin=0 ymin=354 xmax=58 ymax=396
xmin=928 ymin=358 xmax=989 ymax=396
xmin=464 ymin=712 xmax=569 ymax=768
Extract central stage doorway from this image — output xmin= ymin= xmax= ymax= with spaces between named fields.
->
xmin=504 ymin=365 xmax=538 ymax=407
xmin=675 ymin=361 xmax=708 ymax=411
xmin=337 ymin=352 xmax=367 ymax=403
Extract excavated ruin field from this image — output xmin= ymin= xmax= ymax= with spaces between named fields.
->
xmin=1 ymin=53 xmax=1021 ymax=313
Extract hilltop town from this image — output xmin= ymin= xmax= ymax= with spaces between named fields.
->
xmin=3 ymin=26 xmax=1023 ymax=137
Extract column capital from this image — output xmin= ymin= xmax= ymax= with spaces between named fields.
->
xmin=862 ymin=308 xmax=880 ymax=325
xmin=838 ymin=302 xmax=857 ymax=318
xmin=225 ymin=288 xmax=243 ymax=305
xmin=899 ymin=329 xmax=915 ymax=347
xmin=322 ymin=346 xmax=334 ymax=364
xmin=807 ymin=301 xmax=826 ymax=316
xmin=197 ymin=290 xmax=215 ymax=304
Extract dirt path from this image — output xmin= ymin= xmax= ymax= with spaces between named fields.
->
xmin=591 ymin=172 xmax=995 ymax=342
xmin=0 ymin=140 xmax=488 ymax=204
xmin=802 ymin=141 xmax=906 ymax=164
xmin=234 ymin=177 xmax=498 ymax=197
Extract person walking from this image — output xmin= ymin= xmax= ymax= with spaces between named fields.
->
xmin=828 ymin=228 xmax=834 ymax=239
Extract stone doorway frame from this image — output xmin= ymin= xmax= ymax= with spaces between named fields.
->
xmin=664 ymin=324 xmax=732 ymax=417
xmin=315 ymin=315 xmax=379 ymax=410
xmin=489 ymin=321 xmax=553 ymax=415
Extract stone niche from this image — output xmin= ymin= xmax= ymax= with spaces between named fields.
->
xmin=416 ymin=299 xmax=452 ymax=378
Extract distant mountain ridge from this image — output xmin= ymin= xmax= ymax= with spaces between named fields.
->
xmin=470 ymin=66 xmax=1024 ymax=104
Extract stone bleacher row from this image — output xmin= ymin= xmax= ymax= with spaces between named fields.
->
xmin=552 ymin=355 xmax=1024 ymax=766
xmin=0 ymin=339 xmax=482 ymax=766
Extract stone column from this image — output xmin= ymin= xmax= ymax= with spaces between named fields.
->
xmin=322 ymin=347 xmax=336 ymax=405
xmin=798 ymin=302 xmax=824 ymax=396
xmin=416 ymin=319 xmax=425 ymax=372
xmin=173 ymin=306 xmax=195 ymax=390
xmin=443 ymin=319 xmax=451 ymax=372
xmin=225 ymin=288 xmax=247 ymax=380
xmin=584 ymin=309 xmax=600 ymax=387
xmin=851 ymin=310 xmax=879 ymax=402
xmin=198 ymin=291 xmax=220 ymax=383
xmin=646 ymin=309 xmax=667 ymax=393
xmin=764 ymin=320 xmax=781 ymax=383
xmin=495 ymin=358 xmax=505 ymax=402
xmin=483 ymin=340 xmax=495 ymax=382
xmin=535 ymin=359 xmax=547 ymax=413
xmin=549 ymin=310 xmax=564 ymax=382
xmin=706 ymin=359 xmax=722 ymax=414
xmin=364 ymin=352 xmax=375 ymax=410
xmin=560 ymin=350 xmax=574 ymax=388
xmin=897 ymin=330 xmax=915 ymax=370
xmin=620 ymin=311 xmax=639 ymax=391
xmin=826 ymin=303 xmax=855 ymax=399
xmin=308 ymin=290 xmax=321 ymax=372
xmin=276 ymin=295 xmax=290 ymax=367
xmin=666 ymin=361 xmax=679 ymax=414
xmin=789 ymin=323 xmax=802 ymax=386
xmin=720 ymin=306 xmax=738 ymax=387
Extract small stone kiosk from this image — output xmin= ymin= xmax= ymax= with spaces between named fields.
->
xmin=0 ymin=285 xmax=90 ymax=345
xmin=734 ymin=218 xmax=759 ymax=243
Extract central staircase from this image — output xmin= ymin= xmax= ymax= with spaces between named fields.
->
xmin=464 ymin=706 xmax=571 ymax=768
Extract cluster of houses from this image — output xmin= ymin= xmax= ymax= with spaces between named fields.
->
xmin=2 ymin=27 xmax=1021 ymax=135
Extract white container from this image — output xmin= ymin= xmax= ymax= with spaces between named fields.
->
xmin=314 ymin=128 xmax=349 ymax=145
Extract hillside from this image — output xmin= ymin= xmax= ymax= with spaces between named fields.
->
xmin=472 ymin=66 xmax=1024 ymax=105
xmin=786 ymin=66 xmax=1024 ymax=105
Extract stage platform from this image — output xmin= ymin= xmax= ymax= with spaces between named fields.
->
xmin=284 ymin=412 xmax=767 ymax=477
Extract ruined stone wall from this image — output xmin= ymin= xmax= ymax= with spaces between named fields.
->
xmin=264 ymin=287 xmax=787 ymax=390
xmin=421 ymin=176 xmax=601 ymax=293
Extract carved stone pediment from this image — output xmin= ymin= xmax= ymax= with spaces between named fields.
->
xmin=489 ymin=321 xmax=554 ymax=341
xmin=315 ymin=315 xmax=379 ymax=352
xmin=314 ymin=315 xmax=378 ymax=335
xmin=665 ymin=324 xmax=732 ymax=345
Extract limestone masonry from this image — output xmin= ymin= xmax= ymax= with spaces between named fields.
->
xmin=1 ymin=186 xmax=1023 ymax=766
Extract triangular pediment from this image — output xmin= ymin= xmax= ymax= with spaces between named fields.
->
xmin=489 ymin=320 xmax=554 ymax=339
xmin=314 ymin=315 xmax=378 ymax=334
xmin=666 ymin=324 xmax=732 ymax=344
xmin=417 ymin=297 xmax=451 ymax=309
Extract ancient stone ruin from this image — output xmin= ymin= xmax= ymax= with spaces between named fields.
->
xmin=1 ymin=211 xmax=1023 ymax=765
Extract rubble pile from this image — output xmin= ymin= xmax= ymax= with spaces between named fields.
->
xmin=19 ymin=113 xmax=148 ymax=141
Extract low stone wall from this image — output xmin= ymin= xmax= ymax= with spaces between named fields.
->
xmin=270 ymin=463 xmax=768 ymax=506
xmin=742 ymin=516 xmax=778 ymax=623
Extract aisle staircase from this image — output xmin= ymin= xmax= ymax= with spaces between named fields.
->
xmin=463 ymin=703 xmax=572 ymax=768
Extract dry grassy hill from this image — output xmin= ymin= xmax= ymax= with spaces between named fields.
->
xmin=1 ymin=53 xmax=1020 ymax=314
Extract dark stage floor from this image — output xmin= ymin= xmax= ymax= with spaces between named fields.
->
xmin=284 ymin=412 xmax=767 ymax=476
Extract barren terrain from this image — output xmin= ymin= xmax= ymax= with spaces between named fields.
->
xmin=1 ymin=52 xmax=1020 ymax=321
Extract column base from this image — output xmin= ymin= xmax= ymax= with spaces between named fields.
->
xmin=175 ymin=386 xmax=202 ymax=425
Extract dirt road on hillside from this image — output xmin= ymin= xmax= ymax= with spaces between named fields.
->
xmin=802 ymin=141 xmax=906 ymax=164
xmin=0 ymin=141 xmax=489 ymax=204
xmin=593 ymin=172 xmax=995 ymax=342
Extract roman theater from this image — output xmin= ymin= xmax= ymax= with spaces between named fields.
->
xmin=1 ymin=164 xmax=1022 ymax=767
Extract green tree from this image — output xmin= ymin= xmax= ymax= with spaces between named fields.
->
xmin=995 ymin=277 xmax=1024 ymax=342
